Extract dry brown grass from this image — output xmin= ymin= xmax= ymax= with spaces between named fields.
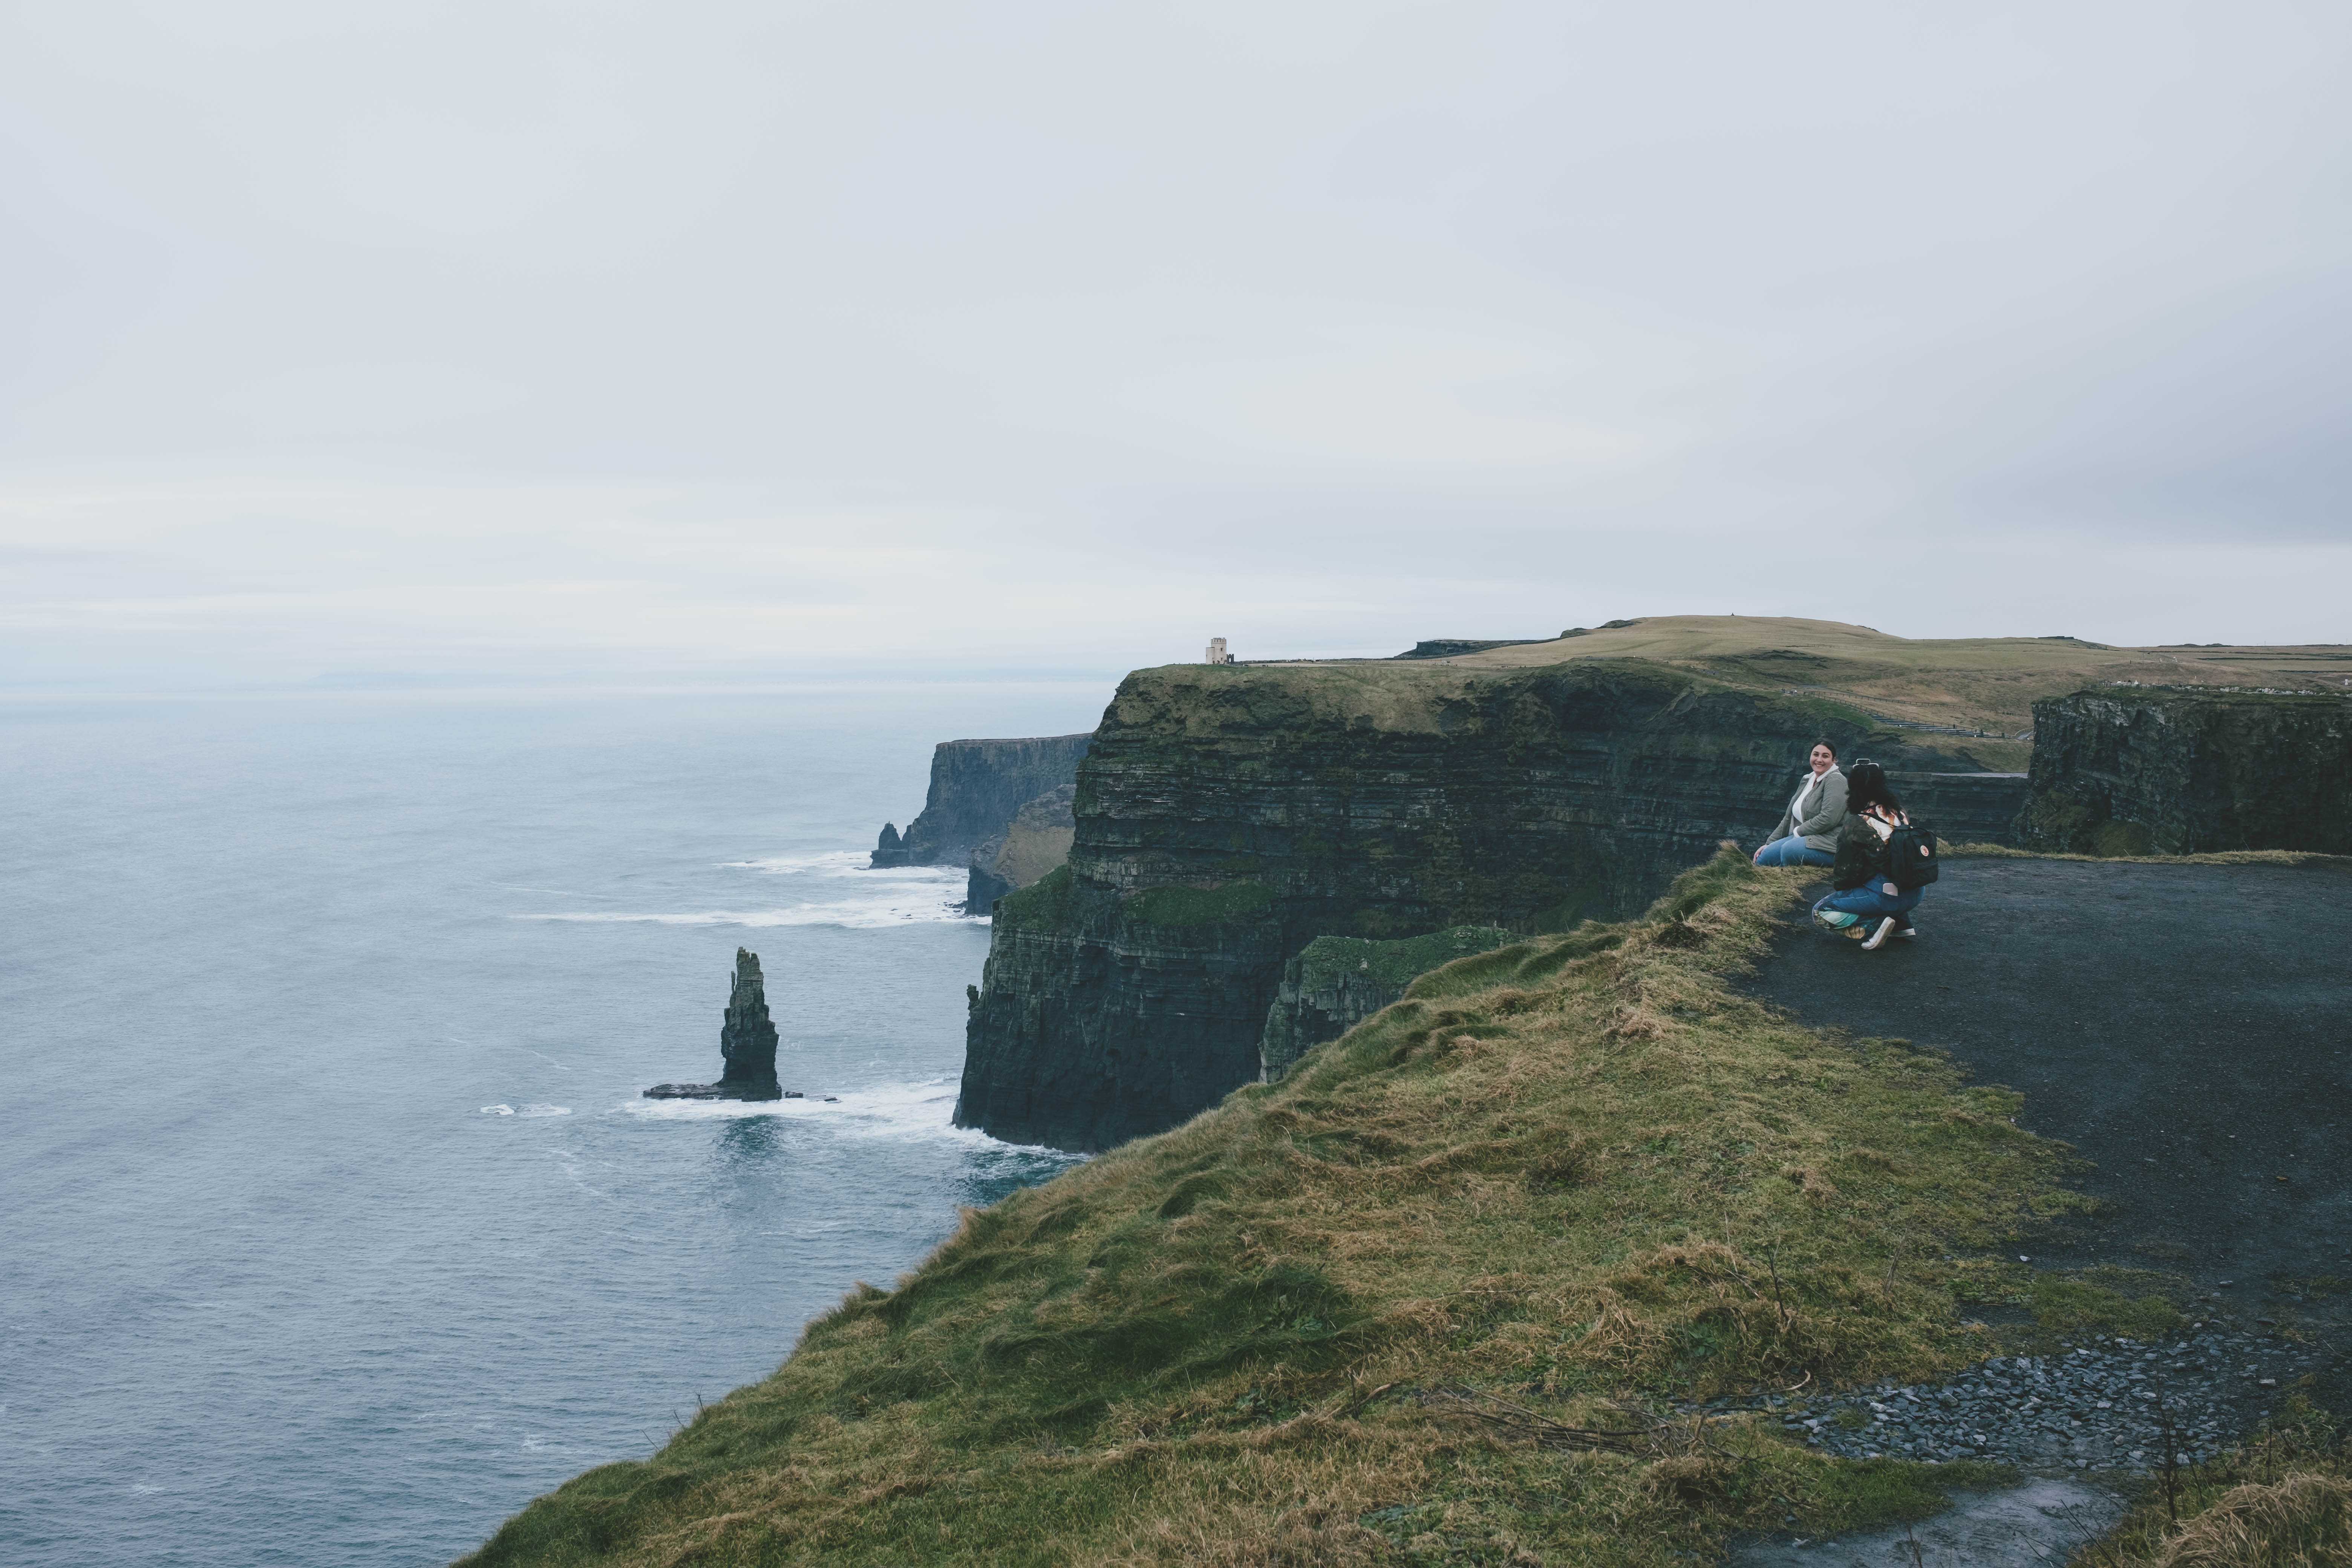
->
xmin=2082 ymin=1402 xmax=2352 ymax=1568
xmin=2147 ymin=1473 xmax=2352 ymax=1568
xmin=462 ymin=848 xmax=2101 ymax=1567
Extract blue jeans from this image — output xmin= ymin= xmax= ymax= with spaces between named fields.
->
xmin=1814 ymin=881 xmax=1923 ymax=926
xmin=1754 ymin=836 xmax=1834 ymax=868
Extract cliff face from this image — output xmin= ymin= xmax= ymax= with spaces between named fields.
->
xmin=1257 ymin=926 xmax=1516 ymax=1082
xmin=871 ymin=733 xmax=1092 ymax=868
xmin=1888 ymin=772 xmax=2028 ymax=845
xmin=2018 ymin=689 xmax=2352 ymax=855
xmin=962 ymin=784 xmax=1077 ymax=915
xmin=956 ymin=658 xmax=1966 ymax=1150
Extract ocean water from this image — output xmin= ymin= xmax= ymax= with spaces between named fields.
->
xmin=0 ymin=684 xmax=1109 ymax=1568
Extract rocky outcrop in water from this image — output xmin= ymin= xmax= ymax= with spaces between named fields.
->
xmin=645 ymin=948 xmax=782 ymax=1101
xmin=2017 ymin=688 xmax=2352 ymax=855
xmin=962 ymin=783 xmax=1078 ymax=915
xmin=1258 ymin=926 xmax=1517 ymax=1082
xmin=954 ymin=658 xmax=1970 ymax=1150
xmin=871 ymin=734 xmax=1093 ymax=868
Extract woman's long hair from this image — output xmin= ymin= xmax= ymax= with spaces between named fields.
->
xmin=1845 ymin=760 xmax=1904 ymax=817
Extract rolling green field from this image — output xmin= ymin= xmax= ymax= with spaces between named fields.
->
xmin=1390 ymin=617 xmax=2351 ymax=770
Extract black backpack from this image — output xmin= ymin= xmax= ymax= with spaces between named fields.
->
xmin=1886 ymin=820 xmax=1940 ymax=889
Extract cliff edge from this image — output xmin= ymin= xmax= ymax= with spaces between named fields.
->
xmin=954 ymin=656 xmax=1971 ymax=1151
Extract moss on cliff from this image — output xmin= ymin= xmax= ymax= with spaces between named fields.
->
xmin=1297 ymin=928 xmax=1521 ymax=995
xmin=991 ymin=863 xmax=1077 ymax=926
xmin=1258 ymin=927 xmax=1520 ymax=1082
xmin=466 ymin=848 xmax=2098 ymax=1568
xmin=1124 ymin=880 xmax=1276 ymax=929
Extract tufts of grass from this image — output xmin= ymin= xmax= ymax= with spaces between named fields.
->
xmin=1291 ymin=928 xmax=1521 ymax=995
xmin=462 ymin=847 xmax=2099 ymax=1567
xmin=2078 ymin=1398 xmax=2352 ymax=1568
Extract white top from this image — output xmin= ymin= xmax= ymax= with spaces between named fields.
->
xmin=1789 ymin=775 xmax=1819 ymax=831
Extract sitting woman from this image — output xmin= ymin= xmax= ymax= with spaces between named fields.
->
xmin=1811 ymin=760 xmax=1922 ymax=950
xmin=1753 ymin=739 xmax=1846 ymax=867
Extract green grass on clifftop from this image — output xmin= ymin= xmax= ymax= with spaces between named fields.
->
xmin=463 ymin=848 xmax=2098 ymax=1567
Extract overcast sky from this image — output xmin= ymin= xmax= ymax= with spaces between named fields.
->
xmin=3 ymin=0 xmax=2346 ymax=688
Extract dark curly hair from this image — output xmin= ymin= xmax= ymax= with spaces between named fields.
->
xmin=1844 ymin=760 xmax=1904 ymax=816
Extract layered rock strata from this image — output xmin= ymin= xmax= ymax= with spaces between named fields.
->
xmin=955 ymin=658 xmax=1968 ymax=1150
xmin=2017 ymin=688 xmax=2352 ymax=855
xmin=871 ymin=733 xmax=1092 ymax=868
xmin=1886 ymin=771 xmax=2028 ymax=845
xmin=963 ymin=784 xmax=1077 ymax=915
xmin=1257 ymin=926 xmax=1517 ymax=1082
xmin=646 ymin=948 xmax=782 ymax=1101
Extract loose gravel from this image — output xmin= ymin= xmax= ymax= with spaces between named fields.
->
xmin=1692 ymin=1323 xmax=2324 ymax=1473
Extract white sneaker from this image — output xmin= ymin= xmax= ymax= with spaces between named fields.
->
xmin=1861 ymin=916 xmax=1898 ymax=950
xmin=1895 ymin=926 xmax=1918 ymax=939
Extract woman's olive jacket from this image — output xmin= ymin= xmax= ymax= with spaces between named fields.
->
xmin=1770 ymin=768 xmax=1849 ymax=853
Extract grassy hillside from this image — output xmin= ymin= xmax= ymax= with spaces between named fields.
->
xmin=467 ymin=849 xmax=2132 ymax=1567
xmin=1386 ymin=616 xmax=2351 ymax=769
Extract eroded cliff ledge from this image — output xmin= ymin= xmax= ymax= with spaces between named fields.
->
xmin=954 ymin=657 xmax=1969 ymax=1150
xmin=870 ymin=734 xmax=1091 ymax=868
xmin=2018 ymin=687 xmax=2352 ymax=855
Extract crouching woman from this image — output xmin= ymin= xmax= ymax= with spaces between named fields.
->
xmin=1811 ymin=760 xmax=1923 ymax=951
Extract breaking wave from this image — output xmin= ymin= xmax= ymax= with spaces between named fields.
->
xmin=515 ymin=848 xmax=978 ymax=930
xmin=620 ymin=1077 xmax=1075 ymax=1158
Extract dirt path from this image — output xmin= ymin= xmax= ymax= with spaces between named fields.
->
xmin=1738 ymin=856 xmax=2352 ymax=1403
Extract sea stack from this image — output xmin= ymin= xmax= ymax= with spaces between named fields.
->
xmin=645 ymin=948 xmax=783 ymax=1100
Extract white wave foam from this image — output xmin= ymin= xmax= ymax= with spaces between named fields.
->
xmin=481 ymin=1102 xmax=572 ymax=1118
xmin=619 ymin=1077 xmax=1077 ymax=1156
xmin=516 ymin=845 xmax=985 ymax=929
xmin=481 ymin=1103 xmax=514 ymax=1116
xmin=718 ymin=850 xmax=876 ymax=875
xmin=518 ymin=895 xmax=976 ymax=930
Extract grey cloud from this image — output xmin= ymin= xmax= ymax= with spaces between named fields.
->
xmin=0 ymin=0 xmax=2345 ymax=686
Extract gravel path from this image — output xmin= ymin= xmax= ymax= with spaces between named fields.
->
xmin=1694 ymin=1324 xmax=2325 ymax=1471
